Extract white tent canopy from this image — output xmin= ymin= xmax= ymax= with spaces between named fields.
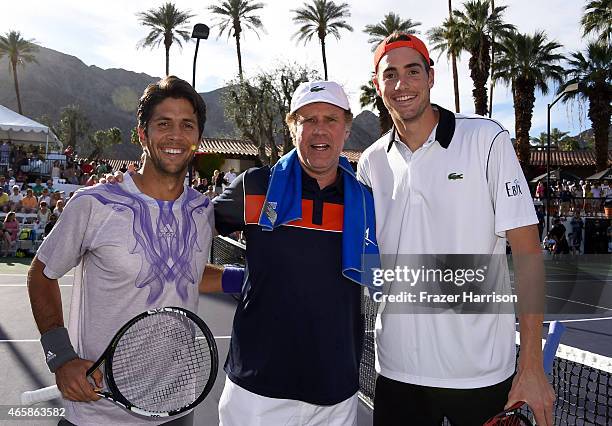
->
xmin=0 ymin=104 xmax=61 ymax=148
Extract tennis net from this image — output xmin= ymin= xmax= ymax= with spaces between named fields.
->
xmin=210 ymin=236 xmax=612 ymax=425
xmin=359 ymin=292 xmax=612 ymax=425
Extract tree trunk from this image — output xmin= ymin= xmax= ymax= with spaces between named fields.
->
xmin=449 ymin=0 xmax=460 ymax=113
xmin=12 ymin=61 xmax=22 ymax=115
xmin=235 ymin=33 xmax=243 ymax=78
xmin=513 ymin=77 xmax=536 ymax=174
xmin=469 ymin=39 xmax=490 ymax=116
xmin=488 ymin=0 xmax=495 ymax=117
xmin=588 ymin=80 xmax=611 ymax=172
xmin=164 ymin=35 xmax=171 ymax=76
xmin=320 ymin=37 xmax=328 ymax=80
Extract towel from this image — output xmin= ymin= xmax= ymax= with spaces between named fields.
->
xmin=258 ymin=148 xmax=380 ymax=287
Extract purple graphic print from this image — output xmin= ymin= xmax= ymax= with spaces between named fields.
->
xmin=73 ymin=184 xmax=210 ymax=305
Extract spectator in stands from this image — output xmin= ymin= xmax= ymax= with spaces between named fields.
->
xmin=119 ymin=163 xmax=128 ymax=173
xmin=535 ymin=206 xmax=545 ymax=242
xmin=49 ymin=191 xmax=61 ymax=210
xmin=535 ymin=181 xmax=545 ymax=201
xmin=37 ymin=201 xmax=51 ymax=228
xmin=80 ymin=160 xmax=94 ymax=176
xmin=0 ymin=187 xmax=9 ymax=212
xmin=69 ymin=168 xmax=80 ymax=185
xmin=204 ymin=185 xmax=216 ymax=199
xmin=32 ymin=178 xmax=44 ymax=196
xmin=21 ymin=188 xmax=38 ymax=213
xmin=51 ymin=161 xmax=61 ymax=179
xmin=569 ymin=211 xmax=584 ymax=254
xmin=0 ymin=141 xmax=10 ymax=169
xmin=127 ymin=163 xmax=137 ymax=174
xmin=601 ymin=180 xmax=610 ymax=197
xmin=96 ymin=161 xmax=108 ymax=176
xmin=54 ymin=199 xmax=65 ymax=217
xmin=2 ymin=211 xmax=19 ymax=256
xmin=195 ymin=178 xmax=208 ymax=193
xmin=46 ymin=179 xmax=55 ymax=192
xmin=8 ymin=185 xmax=22 ymax=211
xmin=547 ymin=218 xmax=570 ymax=256
xmin=44 ymin=213 xmax=58 ymax=236
xmin=583 ymin=182 xmax=593 ymax=214
xmin=0 ymin=176 xmax=8 ymax=193
xmin=213 ymin=170 xmax=226 ymax=195
xmin=559 ymin=185 xmax=572 ymax=217
xmin=225 ymin=168 xmax=237 ymax=185
xmin=39 ymin=188 xmax=51 ymax=207
xmin=591 ymin=182 xmax=601 ymax=212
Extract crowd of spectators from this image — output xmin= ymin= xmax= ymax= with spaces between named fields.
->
xmin=534 ymin=179 xmax=612 ymax=217
xmin=191 ymin=167 xmax=238 ymax=200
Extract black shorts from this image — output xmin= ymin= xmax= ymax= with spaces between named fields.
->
xmin=373 ymin=374 xmax=514 ymax=426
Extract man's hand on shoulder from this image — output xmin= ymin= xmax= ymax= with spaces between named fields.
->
xmin=104 ymin=171 xmax=127 ymax=184
xmin=55 ymin=358 xmax=103 ymax=402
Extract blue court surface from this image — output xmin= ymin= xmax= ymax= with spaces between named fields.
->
xmin=0 ymin=250 xmax=610 ymax=425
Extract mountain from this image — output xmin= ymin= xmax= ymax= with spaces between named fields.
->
xmin=0 ymin=45 xmax=379 ymax=159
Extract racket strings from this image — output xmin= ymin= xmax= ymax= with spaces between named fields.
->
xmin=110 ymin=311 xmax=213 ymax=413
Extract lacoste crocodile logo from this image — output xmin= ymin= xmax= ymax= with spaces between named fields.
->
xmin=448 ymin=173 xmax=464 ymax=180
xmin=310 ymin=86 xmax=325 ymax=92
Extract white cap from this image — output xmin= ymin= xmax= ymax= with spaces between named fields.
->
xmin=290 ymin=81 xmax=350 ymax=114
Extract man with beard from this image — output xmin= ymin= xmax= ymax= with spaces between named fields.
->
xmin=27 ymin=76 xmax=213 ymax=426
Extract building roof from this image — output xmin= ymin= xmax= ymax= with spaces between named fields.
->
xmin=198 ymin=137 xmax=363 ymax=163
xmin=529 ymin=149 xmax=612 ymax=167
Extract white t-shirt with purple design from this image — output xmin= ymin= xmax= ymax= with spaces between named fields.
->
xmin=37 ymin=173 xmax=214 ymax=426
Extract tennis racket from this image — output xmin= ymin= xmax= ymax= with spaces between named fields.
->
xmin=21 ymin=307 xmax=218 ymax=418
xmin=482 ymin=321 xmax=566 ymax=426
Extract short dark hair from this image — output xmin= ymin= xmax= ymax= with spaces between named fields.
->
xmin=385 ymin=32 xmax=431 ymax=74
xmin=137 ymin=75 xmax=206 ymax=137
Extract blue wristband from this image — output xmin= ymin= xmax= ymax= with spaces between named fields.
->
xmin=222 ymin=266 xmax=245 ymax=294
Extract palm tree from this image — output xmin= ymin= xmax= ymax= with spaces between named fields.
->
xmin=427 ymin=17 xmax=462 ymax=112
xmin=363 ymin=12 xmax=421 ymax=51
xmin=494 ymin=30 xmax=564 ymax=170
xmin=292 ymin=0 xmax=353 ymax=80
xmin=562 ymin=42 xmax=612 ymax=172
xmin=452 ymin=0 xmax=515 ymax=116
xmin=360 ymin=81 xmax=392 ymax=134
xmin=581 ymin=0 xmax=611 ymax=44
xmin=136 ymin=2 xmax=194 ymax=76
xmin=362 ymin=12 xmax=419 ymax=133
xmin=530 ymin=129 xmax=570 ymax=148
xmin=0 ymin=31 xmax=39 ymax=115
xmin=208 ymin=0 xmax=265 ymax=78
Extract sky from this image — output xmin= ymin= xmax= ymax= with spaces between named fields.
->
xmin=0 ymin=0 xmax=597 ymax=138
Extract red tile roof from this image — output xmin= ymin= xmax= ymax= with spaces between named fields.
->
xmin=198 ymin=138 xmax=363 ymax=164
xmin=529 ymin=149 xmax=612 ymax=167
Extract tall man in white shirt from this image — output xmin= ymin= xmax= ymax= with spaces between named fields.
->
xmin=357 ymin=32 xmax=554 ymax=425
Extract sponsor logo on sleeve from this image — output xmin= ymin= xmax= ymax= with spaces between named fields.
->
xmin=505 ymin=179 xmax=523 ymax=197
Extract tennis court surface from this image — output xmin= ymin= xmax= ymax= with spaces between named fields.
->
xmin=1 ymin=236 xmax=610 ymax=425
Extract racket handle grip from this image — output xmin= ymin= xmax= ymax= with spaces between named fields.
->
xmin=543 ymin=321 xmax=565 ymax=375
xmin=21 ymin=385 xmax=61 ymax=405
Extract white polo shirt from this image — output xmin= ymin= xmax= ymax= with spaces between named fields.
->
xmin=357 ymin=105 xmax=537 ymax=389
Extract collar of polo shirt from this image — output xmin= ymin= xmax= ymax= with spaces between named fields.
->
xmin=386 ymin=104 xmax=456 ymax=153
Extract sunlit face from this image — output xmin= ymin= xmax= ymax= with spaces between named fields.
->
xmin=374 ymin=47 xmax=434 ymax=124
xmin=293 ymin=102 xmax=350 ymax=182
xmin=138 ymin=97 xmax=199 ymax=177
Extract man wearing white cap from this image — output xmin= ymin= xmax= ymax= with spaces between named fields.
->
xmin=212 ymin=81 xmax=378 ymax=425
xmin=358 ymin=32 xmax=554 ymax=425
